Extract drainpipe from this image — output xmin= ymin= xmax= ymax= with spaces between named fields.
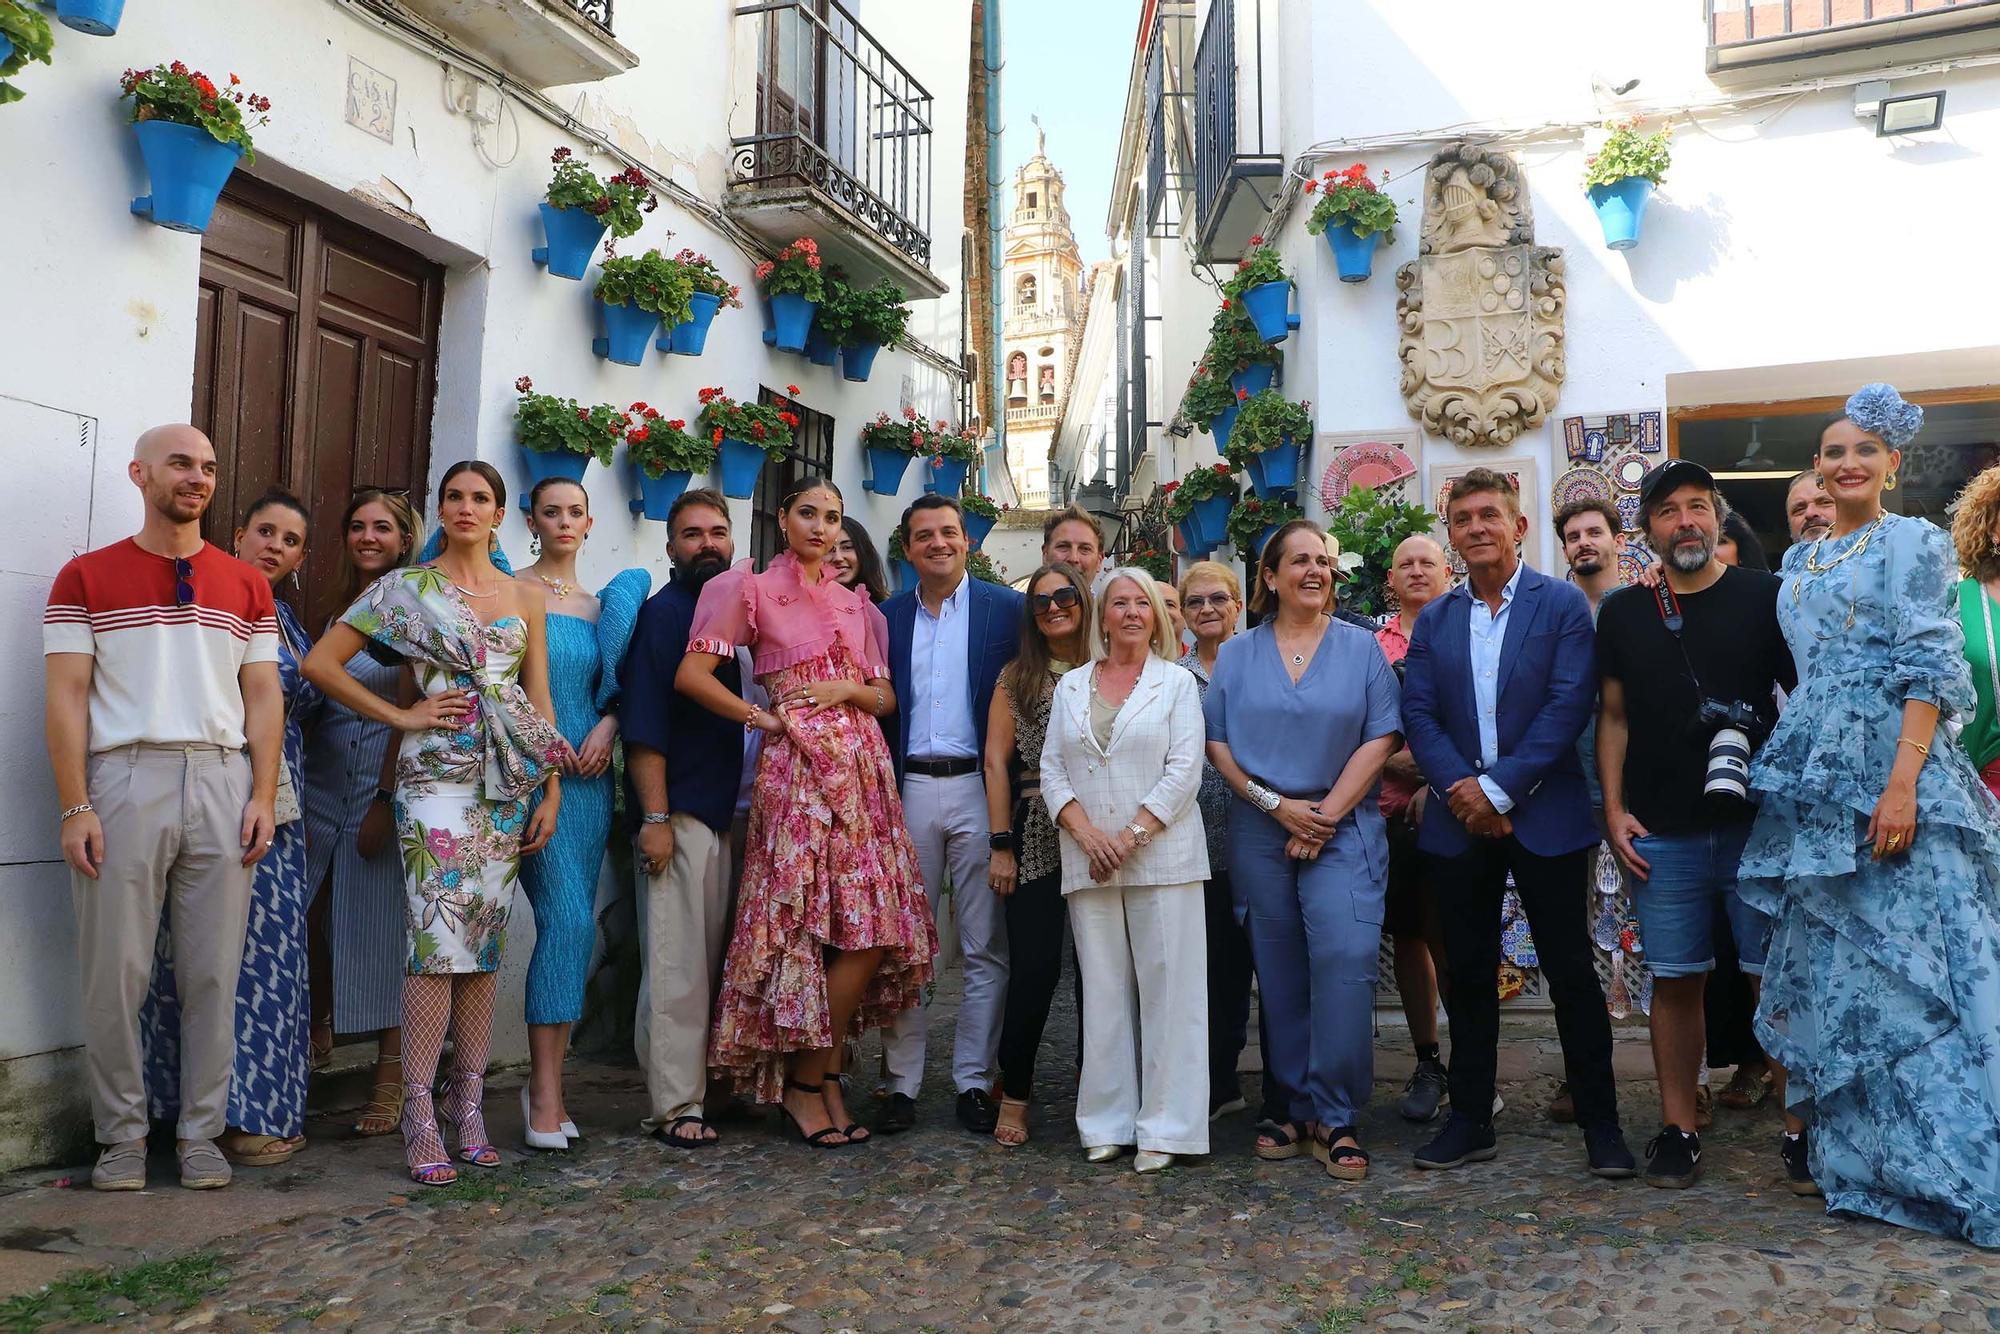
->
xmin=983 ymin=0 xmax=1005 ymax=493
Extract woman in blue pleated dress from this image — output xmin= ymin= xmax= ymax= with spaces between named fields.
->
xmin=142 ymin=490 xmax=322 ymax=1166
xmin=517 ymin=477 xmax=648 ymax=1148
xmin=1741 ymin=383 xmax=2000 ymax=1247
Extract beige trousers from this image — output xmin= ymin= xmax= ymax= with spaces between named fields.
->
xmin=636 ymin=814 xmax=734 ymax=1124
xmin=73 ymin=744 xmax=254 ymax=1144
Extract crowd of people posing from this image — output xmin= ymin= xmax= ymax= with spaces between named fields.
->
xmin=43 ymin=382 xmax=2000 ymax=1249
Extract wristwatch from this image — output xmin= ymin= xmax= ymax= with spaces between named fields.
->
xmin=1125 ymin=822 xmax=1153 ymax=848
xmin=989 ymin=831 xmax=1017 ymax=852
xmin=373 ymin=787 xmax=394 ymax=806
xmin=1244 ymin=780 xmax=1282 ymax=813
xmin=641 ymin=812 xmax=670 ymax=826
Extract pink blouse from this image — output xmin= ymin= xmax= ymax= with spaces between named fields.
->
xmin=688 ymin=551 xmax=891 ymax=680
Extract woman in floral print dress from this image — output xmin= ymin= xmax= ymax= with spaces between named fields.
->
xmin=676 ymin=478 xmax=936 ymax=1149
xmin=305 ymin=461 xmax=568 ymax=1185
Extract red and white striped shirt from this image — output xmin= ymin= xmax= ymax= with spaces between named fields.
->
xmin=44 ymin=539 xmax=280 ymax=751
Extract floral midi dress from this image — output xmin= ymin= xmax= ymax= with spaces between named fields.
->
xmin=339 ymin=567 xmax=568 ymax=976
xmin=689 ymin=553 xmax=937 ymax=1103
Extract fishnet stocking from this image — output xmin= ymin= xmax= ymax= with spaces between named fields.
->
xmin=444 ymin=973 xmax=500 ymax=1165
xmin=399 ymin=975 xmax=454 ymax=1182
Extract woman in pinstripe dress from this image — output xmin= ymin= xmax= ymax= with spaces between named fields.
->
xmin=304 ymin=489 xmax=418 ymax=1135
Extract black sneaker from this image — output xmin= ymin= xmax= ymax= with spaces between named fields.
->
xmin=1413 ymin=1113 xmax=1497 ymax=1170
xmin=1781 ymin=1131 xmax=1823 ymax=1197
xmin=1583 ymin=1123 xmax=1638 ymax=1179
xmin=1398 ymin=1058 xmax=1450 ymax=1122
xmin=1643 ymin=1125 xmax=1702 ymax=1189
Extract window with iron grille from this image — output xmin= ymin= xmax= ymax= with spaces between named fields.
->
xmin=751 ymin=390 xmax=837 ymax=567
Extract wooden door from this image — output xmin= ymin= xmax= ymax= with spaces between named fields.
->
xmin=194 ymin=175 xmax=443 ymax=630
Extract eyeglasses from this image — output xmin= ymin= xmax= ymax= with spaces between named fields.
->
xmin=1183 ymin=593 xmax=1236 ymax=609
xmin=174 ymin=557 xmax=195 ymax=608
xmin=1029 ymin=586 xmax=1083 ymax=614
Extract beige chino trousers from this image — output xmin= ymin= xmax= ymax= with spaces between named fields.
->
xmin=636 ymin=814 xmax=734 ymax=1124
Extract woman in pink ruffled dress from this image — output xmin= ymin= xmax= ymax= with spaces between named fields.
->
xmin=676 ymin=478 xmax=936 ymax=1148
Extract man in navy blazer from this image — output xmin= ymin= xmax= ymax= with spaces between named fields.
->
xmin=877 ymin=494 xmax=1024 ymax=1135
xmin=1400 ymin=468 xmax=1635 ymax=1179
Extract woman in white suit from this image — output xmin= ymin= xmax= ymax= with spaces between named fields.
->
xmin=1040 ymin=568 xmax=1210 ymax=1172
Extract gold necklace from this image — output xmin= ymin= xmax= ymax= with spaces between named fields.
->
xmin=1794 ymin=513 xmax=1885 ymax=609
xmin=537 ymin=572 xmax=574 ymax=599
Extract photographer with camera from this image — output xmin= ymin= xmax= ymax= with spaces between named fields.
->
xmin=1595 ymin=461 xmax=1796 ymax=1189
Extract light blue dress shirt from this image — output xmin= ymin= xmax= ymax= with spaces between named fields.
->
xmin=1467 ymin=562 xmax=1523 ymax=814
xmin=908 ymin=573 xmax=978 ymax=760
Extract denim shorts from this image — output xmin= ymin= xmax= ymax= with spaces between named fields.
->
xmin=1629 ymin=826 xmax=1771 ymax=978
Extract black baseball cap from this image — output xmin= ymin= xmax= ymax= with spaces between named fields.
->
xmin=1637 ymin=458 xmax=1717 ymax=509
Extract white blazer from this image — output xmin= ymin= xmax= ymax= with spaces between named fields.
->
xmin=1039 ymin=655 xmax=1210 ymax=893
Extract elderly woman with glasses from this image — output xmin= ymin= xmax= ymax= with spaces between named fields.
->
xmin=984 ymin=562 xmax=1092 ymax=1146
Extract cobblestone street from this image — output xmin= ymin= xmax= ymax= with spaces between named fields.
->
xmin=5 ymin=981 xmax=1997 ymax=1333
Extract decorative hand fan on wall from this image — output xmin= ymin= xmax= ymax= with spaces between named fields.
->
xmin=1320 ymin=439 xmax=1418 ymax=504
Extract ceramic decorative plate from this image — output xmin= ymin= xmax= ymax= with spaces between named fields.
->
xmin=1320 ymin=441 xmax=1416 ymax=502
xmin=1553 ymin=466 xmax=1614 ymax=508
xmin=1636 ymin=411 xmax=1664 ymax=453
xmin=1616 ymin=544 xmax=1654 ymax=580
xmin=1616 ymin=494 xmax=1642 ymax=530
xmin=1613 ymin=455 xmax=1649 ymax=492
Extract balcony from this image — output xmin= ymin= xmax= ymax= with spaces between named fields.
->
xmin=394 ymin=0 xmax=636 ymax=89
xmin=1707 ymin=0 xmax=2000 ymax=80
xmin=1144 ymin=2 xmax=1195 ymax=240
xmin=728 ymin=0 xmax=944 ymax=299
xmin=1192 ymin=0 xmax=1281 ymax=264
xmin=1006 ymin=404 xmax=1060 ymax=426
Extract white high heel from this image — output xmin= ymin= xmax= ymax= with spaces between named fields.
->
xmin=521 ymin=1086 xmax=569 ymax=1152
xmin=560 ymin=1118 xmax=580 ymax=1141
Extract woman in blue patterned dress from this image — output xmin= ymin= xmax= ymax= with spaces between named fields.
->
xmin=142 ymin=490 xmax=322 ymax=1166
xmin=1741 ymin=384 xmax=2000 ymax=1246
xmin=516 ymin=477 xmax=647 ymax=1149
xmin=305 ymin=461 xmax=569 ymax=1186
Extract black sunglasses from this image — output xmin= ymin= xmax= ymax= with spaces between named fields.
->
xmin=174 ymin=557 xmax=195 ymax=608
xmin=1029 ymin=586 xmax=1083 ymax=614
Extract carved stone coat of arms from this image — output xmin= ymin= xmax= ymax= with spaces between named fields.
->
xmin=1396 ymin=145 xmax=1566 ymax=448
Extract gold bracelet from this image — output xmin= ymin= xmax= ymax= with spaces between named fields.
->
xmin=873 ymin=686 xmax=885 ymax=715
xmin=1898 ymin=736 xmax=1930 ymax=757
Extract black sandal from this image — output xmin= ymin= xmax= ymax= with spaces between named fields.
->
xmin=1254 ymin=1118 xmax=1303 ymax=1162
xmin=825 ymin=1074 xmax=870 ymax=1144
xmin=652 ymin=1115 xmax=718 ymax=1150
xmin=1321 ymin=1124 xmax=1370 ymax=1182
xmin=779 ymin=1080 xmax=848 ymax=1150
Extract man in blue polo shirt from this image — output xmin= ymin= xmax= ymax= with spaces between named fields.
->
xmin=622 ymin=488 xmax=744 ymax=1149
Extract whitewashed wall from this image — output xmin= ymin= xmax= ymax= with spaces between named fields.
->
xmin=0 ymin=0 xmax=971 ymax=1168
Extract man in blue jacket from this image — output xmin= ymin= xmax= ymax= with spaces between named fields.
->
xmin=1400 ymin=468 xmax=1635 ymax=1179
xmin=878 ymin=494 xmax=1025 ymax=1134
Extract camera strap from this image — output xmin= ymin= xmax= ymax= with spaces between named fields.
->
xmin=1651 ymin=580 xmax=1683 ymax=637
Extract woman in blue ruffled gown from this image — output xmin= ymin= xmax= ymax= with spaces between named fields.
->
xmin=517 ymin=477 xmax=648 ymax=1148
xmin=1741 ymin=383 xmax=2000 ymax=1247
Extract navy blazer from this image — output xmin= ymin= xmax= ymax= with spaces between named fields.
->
xmin=882 ymin=575 xmax=1024 ymax=779
xmin=1400 ymin=563 xmax=1598 ymax=858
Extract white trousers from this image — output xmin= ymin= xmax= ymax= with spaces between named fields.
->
xmin=1069 ymin=879 xmax=1210 ymax=1155
xmin=883 ymin=772 xmax=1008 ymax=1097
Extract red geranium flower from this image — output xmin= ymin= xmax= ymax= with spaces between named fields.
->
xmin=515 ymin=375 xmax=533 ymax=393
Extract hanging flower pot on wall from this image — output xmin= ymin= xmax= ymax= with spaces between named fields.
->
xmin=1238 ymin=281 xmax=1297 ymax=344
xmin=630 ymin=466 xmax=692 ymax=520
xmin=1322 ymin=222 xmax=1382 ymax=282
xmin=697 ymin=386 xmax=798 ymax=500
xmin=1225 ymin=390 xmax=1312 ymax=501
xmin=1588 ymin=177 xmax=1655 ymax=251
xmin=660 ymin=290 xmax=722 ymax=356
xmin=56 ymin=0 xmax=123 ymax=36
xmin=534 ymin=203 xmax=608 ymax=280
xmin=716 ymin=437 xmax=767 ymax=498
xmin=862 ymin=445 xmax=914 ymax=496
xmin=923 ymin=456 xmax=970 ymax=499
xmin=841 ymin=341 xmax=882 ymax=383
xmin=805 ymin=320 xmax=839 ymax=367
xmin=1228 ymin=362 xmax=1275 ymax=399
xmin=624 ymin=413 xmax=713 ymax=520
xmin=511 ymin=377 xmax=622 ymax=510
xmin=593 ymin=300 xmax=662 ymax=367
xmin=130 ymin=122 xmax=244 ymax=233
xmin=756 ymin=236 xmax=826 ymax=353
xmin=1303 ymin=165 xmax=1398 ymax=284
xmin=534 ymin=148 xmax=654 ymax=279
xmin=1582 ymin=122 xmax=1671 ymax=252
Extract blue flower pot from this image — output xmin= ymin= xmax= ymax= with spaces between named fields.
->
xmin=1239 ymin=280 xmax=1298 ymax=345
xmin=1176 ymin=515 xmax=1216 ymax=559
xmin=1191 ymin=492 xmax=1235 ymax=551
xmin=56 ymin=0 xmax=123 ymax=35
xmin=1323 ymin=221 xmax=1381 ymax=283
xmin=129 ymin=122 xmax=244 ymax=234
xmin=660 ymin=291 xmax=721 ymax=356
xmin=841 ymin=341 xmax=883 ymax=383
xmin=532 ymin=201 xmax=607 ymax=280
xmin=518 ymin=443 xmax=592 ymax=510
xmin=863 ymin=445 xmax=914 ymax=496
xmin=1254 ymin=523 xmax=1281 ymax=556
xmin=1249 ymin=437 xmax=1302 ymax=499
xmin=630 ymin=467 xmax=694 ymax=520
xmin=924 ymin=457 xmax=969 ymax=498
xmin=1209 ymin=403 xmax=1240 ymax=453
xmin=805 ymin=322 xmax=839 ymax=366
xmin=717 ymin=437 xmax=767 ymax=499
xmin=892 ymin=558 xmax=918 ymax=592
xmin=1229 ymin=362 xmax=1276 ymax=399
xmin=592 ymin=300 xmax=661 ymax=367
xmin=963 ymin=511 xmax=997 ymax=548
xmin=0 ymin=33 xmax=14 ymax=64
xmin=1589 ymin=177 xmax=1655 ymax=251
xmin=768 ymin=293 xmax=817 ymax=353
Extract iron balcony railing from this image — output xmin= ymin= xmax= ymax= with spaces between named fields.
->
xmin=1192 ymin=0 xmax=1280 ymax=260
xmin=732 ymin=0 xmax=935 ymax=268
xmin=1708 ymin=0 xmax=1998 ymax=46
xmin=563 ymin=0 xmax=612 ymax=31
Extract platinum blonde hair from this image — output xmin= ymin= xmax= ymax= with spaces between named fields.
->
xmin=1093 ymin=568 xmax=1180 ymax=662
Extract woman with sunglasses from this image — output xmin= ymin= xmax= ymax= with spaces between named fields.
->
xmin=141 ymin=489 xmax=322 ymax=1168
xmin=1174 ymin=560 xmax=1255 ymax=1121
xmin=302 ymin=488 xmax=420 ymax=1137
xmin=304 ymin=461 xmax=569 ymax=1186
xmin=984 ymin=562 xmax=1092 ymax=1146
xmin=827 ymin=517 xmax=891 ymax=604
xmin=515 ymin=476 xmax=649 ymax=1149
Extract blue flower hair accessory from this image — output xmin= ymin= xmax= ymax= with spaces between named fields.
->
xmin=1845 ymin=382 xmax=1924 ymax=448
xmin=418 ymin=525 xmax=516 ymax=575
